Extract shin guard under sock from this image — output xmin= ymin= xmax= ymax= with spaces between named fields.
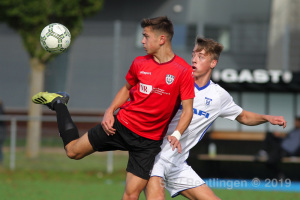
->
xmin=54 ymin=103 xmax=79 ymax=147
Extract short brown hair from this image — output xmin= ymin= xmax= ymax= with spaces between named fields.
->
xmin=195 ymin=37 xmax=224 ymax=61
xmin=141 ymin=16 xmax=174 ymax=40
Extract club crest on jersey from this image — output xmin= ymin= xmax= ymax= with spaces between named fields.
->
xmin=205 ymin=97 xmax=212 ymax=107
xmin=166 ymin=74 xmax=175 ymax=85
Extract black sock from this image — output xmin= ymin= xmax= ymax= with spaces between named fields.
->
xmin=54 ymin=103 xmax=79 ymax=147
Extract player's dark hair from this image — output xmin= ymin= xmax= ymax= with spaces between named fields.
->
xmin=195 ymin=37 xmax=224 ymax=61
xmin=141 ymin=16 xmax=174 ymax=40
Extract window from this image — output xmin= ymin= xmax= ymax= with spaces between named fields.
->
xmin=204 ymin=25 xmax=230 ymax=52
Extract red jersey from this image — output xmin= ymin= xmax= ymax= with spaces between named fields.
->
xmin=117 ymin=55 xmax=194 ymax=140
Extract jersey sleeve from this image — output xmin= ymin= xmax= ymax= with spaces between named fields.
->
xmin=217 ymin=86 xmax=243 ymax=120
xmin=180 ymin=68 xmax=195 ymax=100
xmin=125 ymin=59 xmax=138 ymax=86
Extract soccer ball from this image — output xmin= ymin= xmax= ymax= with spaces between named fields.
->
xmin=40 ymin=23 xmax=71 ymax=53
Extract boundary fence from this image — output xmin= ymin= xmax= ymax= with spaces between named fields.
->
xmin=0 ymin=115 xmax=115 ymax=173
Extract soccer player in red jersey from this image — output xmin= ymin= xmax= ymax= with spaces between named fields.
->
xmin=32 ymin=16 xmax=194 ymax=200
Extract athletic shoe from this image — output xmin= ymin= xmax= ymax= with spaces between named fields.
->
xmin=32 ymin=92 xmax=69 ymax=110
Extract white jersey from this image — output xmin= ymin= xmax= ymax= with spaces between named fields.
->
xmin=158 ymin=80 xmax=243 ymax=164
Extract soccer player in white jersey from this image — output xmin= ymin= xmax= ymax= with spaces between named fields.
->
xmin=145 ymin=37 xmax=287 ymax=200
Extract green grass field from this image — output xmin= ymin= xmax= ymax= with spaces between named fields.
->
xmin=0 ymin=148 xmax=299 ymax=200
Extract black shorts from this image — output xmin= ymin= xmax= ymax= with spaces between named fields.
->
xmin=88 ymin=116 xmax=163 ymax=180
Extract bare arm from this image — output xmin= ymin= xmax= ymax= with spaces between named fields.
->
xmin=236 ymin=110 xmax=287 ymax=128
xmin=167 ymin=98 xmax=194 ymax=153
xmin=101 ymin=82 xmax=133 ymax=135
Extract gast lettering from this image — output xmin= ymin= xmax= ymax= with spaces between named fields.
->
xmin=212 ymin=69 xmax=292 ymax=84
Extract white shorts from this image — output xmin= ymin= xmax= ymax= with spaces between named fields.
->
xmin=150 ymin=157 xmax=205 ymax=197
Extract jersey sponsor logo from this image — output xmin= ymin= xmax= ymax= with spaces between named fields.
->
xmin=205 ymin=97 xmax=212 ymax=107
xmin=140 ymin=71 xmax=151 ymax=75
xmin=179 ymin=104 xmax=210 ymax=118
xmin=166 ymin=74 xmax=175 ymax=85
xmin=195 ymin=109 xmax=209 ymax=118
xmin=139 ymin=83 xmax=152 ymax=94
xmin=152 ymin=88 xmax=170 ymax=95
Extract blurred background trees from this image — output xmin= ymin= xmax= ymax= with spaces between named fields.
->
xmin=0 ymin=0 xmax=104 ymax=158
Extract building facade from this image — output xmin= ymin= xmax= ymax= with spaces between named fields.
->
xmin=0 ymin=0 xmax=299 ymax=132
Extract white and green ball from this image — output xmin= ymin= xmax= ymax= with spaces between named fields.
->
xmin=40 ymin=23 xmax=71 ymax=53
